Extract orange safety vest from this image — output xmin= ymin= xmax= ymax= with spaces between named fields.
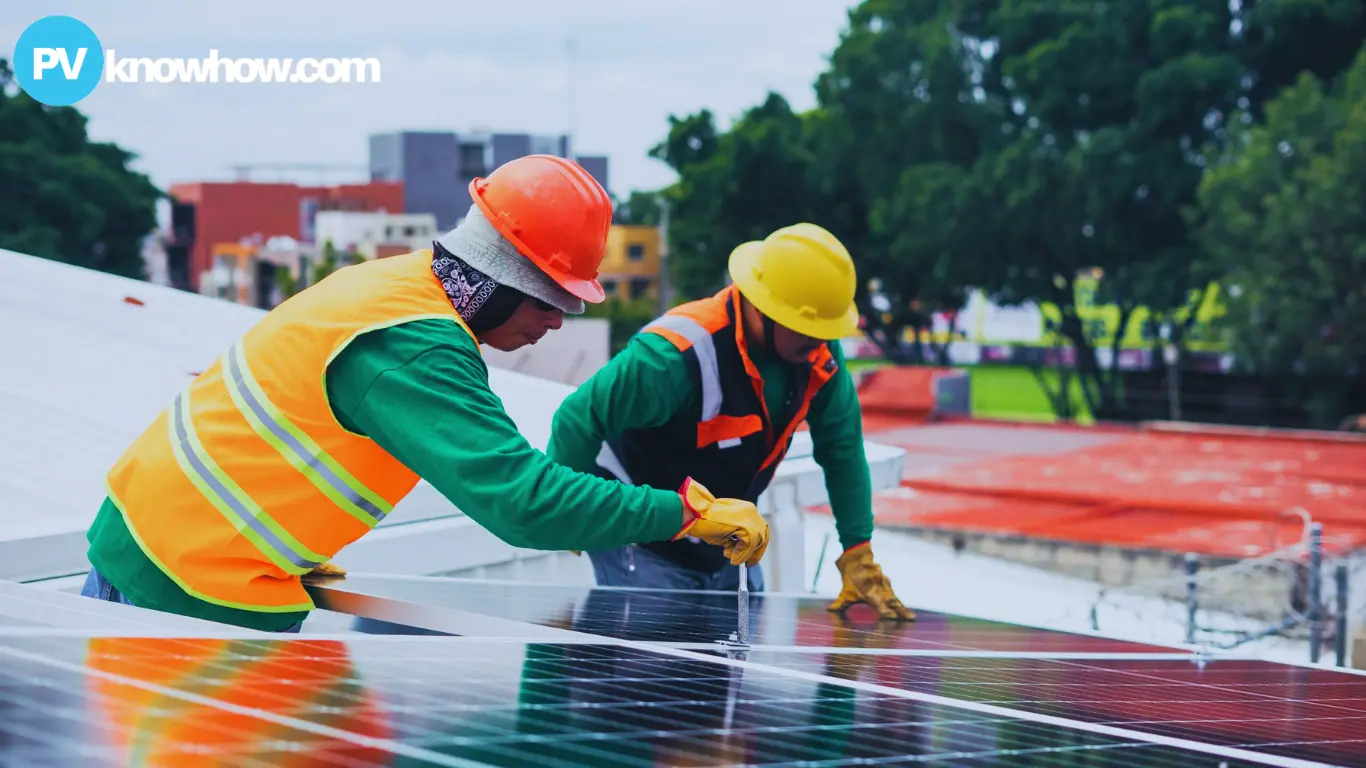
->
xmin=86 ymin=637 xmax=391 ymax=766
xmin=597 ymin=285 xmax=839 ymax=572
xmin=106 ymin=249 xmax=477 ymax=612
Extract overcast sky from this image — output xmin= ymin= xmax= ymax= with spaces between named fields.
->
xmin=4 ymin=1 xmax=855 ymax=197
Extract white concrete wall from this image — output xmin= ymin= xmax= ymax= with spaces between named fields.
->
xmin=314 ymin=211 xmax=437 ymax=254
xmin=480 ymin=317 xmax=611 ymax=387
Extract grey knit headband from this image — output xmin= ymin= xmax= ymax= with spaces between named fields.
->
xmin=435 ymin=205 xmax=586 ymax=315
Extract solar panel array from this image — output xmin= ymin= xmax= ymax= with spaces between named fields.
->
xmin=0 ymin=574 xmax=1362 ymax=767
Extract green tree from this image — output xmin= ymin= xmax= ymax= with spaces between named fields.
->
xmin=812 ymin=2 xmax=1000 ymax=362
xmin=581 ymin=295 xmax=661 ymax=356
xmin=0 ymin=58 xmax=161 ymax=279
xmin=1196 ymin=48 xmax=1366 ymax=426
xmin=649 ymin=93 xmax=827 ymax=301
xmin=313 ymin=239 xmax=340 ymax=283
xmin=612 ymin=191 xmax=664 ymax=226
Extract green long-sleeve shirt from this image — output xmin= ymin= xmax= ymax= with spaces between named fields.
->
xmin=86 ymin=319 xmax=685 ymax=631
xmin=546 ymin=332 xmax=874 ymax=552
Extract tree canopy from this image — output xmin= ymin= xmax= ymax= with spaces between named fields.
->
xmin=0 ymin=58 xmax=161 ymax=279
xmin=646 ymin=0 xmax=1366 ymax=424
xmin=1196 ymin=46 xmax=1366 ymax=424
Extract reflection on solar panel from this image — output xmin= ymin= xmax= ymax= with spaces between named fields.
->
xmin=0 ymin=636 xmax=1269 ymax=767
xmin=313 ymin=575 xmax=1187 ymax=654
xmin=726 ymin=652 xmax=1366 ymax=767
xmin=0 ymin=574 xmax=1360 ymax=767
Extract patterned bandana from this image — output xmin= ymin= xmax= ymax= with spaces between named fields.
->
xmin=432 ymin=248 xmax=499 ymax=317
xmin=430 ymin=243 xmax=527 ymax=334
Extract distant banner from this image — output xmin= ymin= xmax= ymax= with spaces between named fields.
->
xmin=900 ymin=278 xmax=1228 ymax=353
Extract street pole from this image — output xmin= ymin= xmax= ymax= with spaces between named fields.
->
xmin=1162 ymin=323 xmax=1182 ymax=421
xmin=657 ymin=195 xmax=671 ymax=316
xmin=565 ymin=37 xmax=577 ymax=158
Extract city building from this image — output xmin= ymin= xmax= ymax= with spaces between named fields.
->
xmin=199 ymin=235 xmax=317 ymax=310
xmin=369 ymin=130 xmax=609 ymax=230
xmin=166 ymin=181 xmax=403 ymax=293
xmin=600 ymin=224 xmax=661 ymax=301
xmin=313 ymin=211 xmax=438 ymax=261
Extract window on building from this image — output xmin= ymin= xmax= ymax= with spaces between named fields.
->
xmin=627 ymin=243 xmax=645 ymax=261
xmin=602 ymin=279 xmax=617 ymax=296
xmin=629 ymin=278 xmax=651 ymax=299
xmin=460 ymin=143 xmax=487 ymax=176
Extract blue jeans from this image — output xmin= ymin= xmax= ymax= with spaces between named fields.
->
xmin=80 ymin=568 xmax=303 ymax=633
xmin=588 ymin=545 xmax=765 ymax=591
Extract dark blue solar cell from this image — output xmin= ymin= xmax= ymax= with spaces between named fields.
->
xmin=0 ymin=635 xmax=1267 ymax=768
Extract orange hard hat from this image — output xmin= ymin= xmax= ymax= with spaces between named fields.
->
xmin=468 ymin=154 xmax=612 ymax=303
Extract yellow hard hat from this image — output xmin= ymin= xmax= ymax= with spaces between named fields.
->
xmin=727 ymin=223 xmax=859 ymax=340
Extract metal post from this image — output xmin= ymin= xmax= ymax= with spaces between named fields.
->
xmin=657 ymin=196 xmax=671 ymax=315
xmin=810 ymin=532 xmax=831 ymax=593
xmin=1308 ymin=523 xmax=1324 ymax=664
xmin=1161 ymin=324 xmax=1182 ymax=422
xmin=1334 ymin=563 xmax=1349 ymax=667
xmin=1184 ymin=553 xmax=1200 ymax=645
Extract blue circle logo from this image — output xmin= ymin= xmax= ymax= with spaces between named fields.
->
xmin=12 ymin=16 xmax=105 ymax=106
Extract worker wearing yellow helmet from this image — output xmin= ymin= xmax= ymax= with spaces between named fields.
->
xmin=547 ymin=223 xmax=913 ymax=620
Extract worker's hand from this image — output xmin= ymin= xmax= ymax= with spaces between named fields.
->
xmin=827 ymin=543 xmax=914 ymax=621
xmin=672 ymin=478 xmax=769 ymax=567
xmin=306 ymin=561 xmax=347 ymax=578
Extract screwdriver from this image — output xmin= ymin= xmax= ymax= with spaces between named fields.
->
xmin=731 ymin=534 xmax=750 ymax=646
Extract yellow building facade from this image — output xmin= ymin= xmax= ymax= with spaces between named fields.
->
xmin=600 ymin=225 xmax=661 ymax=301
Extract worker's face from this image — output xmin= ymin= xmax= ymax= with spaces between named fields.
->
xmin=480 ymin=296 xmax=564 ymax=351
xmin=741 ymin=299 xmax=823 ymax=364
xmin=769 ymin=323 xmax=824 ymax=364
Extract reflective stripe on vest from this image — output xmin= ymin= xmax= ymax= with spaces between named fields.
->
xmin=224 ymin=341 xmax=390 ymax=526
xmin=168 ymin=388 xmax=326 ymax=575
xmin=644 ymin=314 xmax=723 ymax=421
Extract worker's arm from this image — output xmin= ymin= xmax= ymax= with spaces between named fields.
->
xmin=325 ymin=320 xmax=684 ymax=551
xmin=546 ymin=332 xmax=697 ymax=473
xmin=805 ymin=342 xmax=874 ymax=551
xmin=808 ymin=345 xmax=913 ymax=621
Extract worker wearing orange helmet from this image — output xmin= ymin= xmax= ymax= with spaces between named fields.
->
xmin=548 ymin=223 xmax=913 ymax=621
xmin=77 ymin=155 xmax=770 ymax=632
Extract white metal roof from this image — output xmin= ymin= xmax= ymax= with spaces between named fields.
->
xmin=0 ymin=248 xmax=905 ymax=585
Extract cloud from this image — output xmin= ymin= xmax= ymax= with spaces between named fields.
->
xmin=5 ymin=0 xmax=854 ymax=195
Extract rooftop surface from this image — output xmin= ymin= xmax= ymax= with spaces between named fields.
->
xmin=831 ymin=411 xmax=1366 ymax=560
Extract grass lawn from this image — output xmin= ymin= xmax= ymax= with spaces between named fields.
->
xmin=849 ymin=359 xmax=1093 ymax=423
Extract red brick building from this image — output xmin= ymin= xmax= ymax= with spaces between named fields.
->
xmin=165 ymin=181 xmax=404 ymax=292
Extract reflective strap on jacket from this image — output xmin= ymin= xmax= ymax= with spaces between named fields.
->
xmin=224 ymin=341 xmax=392 ymax=526
xmin=166 ymin=388 xmax=326 ymax=575
xmin=644 ymin=314 xmax=723 ymax=421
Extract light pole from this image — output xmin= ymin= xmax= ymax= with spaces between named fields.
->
xmin=657 ymin=194 xmax=671 ymax=316
xmin=1161 ymin=322 xmax=1182 ymax=421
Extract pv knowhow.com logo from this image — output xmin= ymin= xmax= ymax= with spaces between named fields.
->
xmin=13 ymin=15 xmax=381 ymax=107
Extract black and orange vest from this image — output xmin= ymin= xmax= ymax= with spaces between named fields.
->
xmin=105 ymin=249 xmax=478 ymax=613
xmin=598 ymin=285 xmax=839 ymax=572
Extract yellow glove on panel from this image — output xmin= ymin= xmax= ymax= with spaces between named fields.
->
xmin=827 ymin=543 xmax=914 ymax=621
xmin=672 ymin=478 xmax=769 ymax=567
xmin=306 ymin=561 xmax=348 ymax=578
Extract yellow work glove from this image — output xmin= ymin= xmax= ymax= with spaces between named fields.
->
xmin=827 ymin=543 xmax=914 ymax=621
xmin=672 ymin=478 xmax=769 ymax=567
xmin=306 ymin=561 xmax=347 ymax=578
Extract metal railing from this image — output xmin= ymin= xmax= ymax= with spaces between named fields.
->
xmin=1087 ymin=515 xmax=1363 ymax=666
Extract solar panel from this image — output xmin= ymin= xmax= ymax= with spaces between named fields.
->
xmin=310 ymin=575 xmax=1190 ymax=655
xmin=714 ymin=651 xmax=1366 ymax=767
xmin=0 ymin=635 xmax=1276 ymax=768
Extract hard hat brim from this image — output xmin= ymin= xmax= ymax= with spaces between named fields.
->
xmin=470 ymin=186 xmax=607 ymax=304
xmin=728 ymin=242 xmax=861 ymax=340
